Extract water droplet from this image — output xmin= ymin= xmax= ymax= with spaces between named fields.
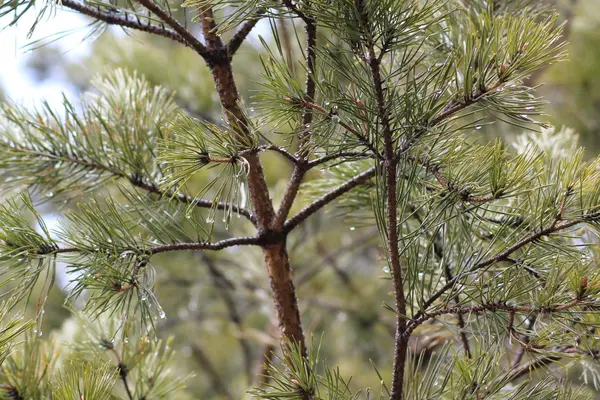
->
xmin=45 ymin=192 xmax=54 ymax=198
xmin=159 ymin=309 xmax=166 ymax=319
xmin=124 ymin=337 xmax=129 ymax=343
xmin=349 ymin=226 xmax=355 ymax=231
xmin=475 ymin=125 xmax=482 ymax=130
xmin=418 ymin=272 xmax=424 ymax=279
xmin=383 ymin=266 xmax=391 ymax=273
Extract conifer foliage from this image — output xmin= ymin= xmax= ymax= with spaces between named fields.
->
xmin=1 ymin=0 xmax=599 ymax=398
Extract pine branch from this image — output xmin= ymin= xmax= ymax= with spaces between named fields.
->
xmin=150 ymin=237 xmax=261 ymax=254
xmin=283 ymin=165 xmax=377 ymax=233
xmin=281 ymin=0 xmax=311 ymax=24
xmin=287 ymin=98 xmax=382 ymax=158
xmin=129 ymin=177 xmax=257 ymax=225
xmin=307 ymin=151 xmax=373 ymax=168
xmin=134 ymin=0 xmax=211 ymax=60
xmin=227 ymin=7 xmax=267 ymax=56
xmin=2 ymin=142 xmax=257 ymax=225
xmin=406 ymin=299 xmax=584 ymax=338
xmin=46 ymin=236 xmax=261 ymax=256
xmin=258 ymin=145 xmax=300 ymax=164
xmin=274 ymin=11 xmax=318 ymax=228
xmin=355 ymin=1 xmax=407 ymax=396
xmin=412 ymin=156 xmax=497 ymax=204
xmin=58 ymin=0 xmax=187 ymax=45
xmin=413 ymin=220 xmax=581 ymax=322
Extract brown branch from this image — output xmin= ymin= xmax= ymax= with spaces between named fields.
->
xmin=406 ymin=299 xmax=584 ymax=338
xmin=128 ymin=177 xmax=257 ymax=225
xmin=307 ymin=151 xmax=373 ymax=168
xmin=274 ymin=11 xmax=318 ymax=228
xmin=283 ymin=165 xmax=377 ymax=233
xmin=58 ymin=0 xmax=187 ymax=45
xmin=106 ymin=345 xmax=133 ymax=400
xmin=410 ymin=155 xmax=497 ymax=204
xmin=197 ymin=5 xmax=307 ymax=358
xmin=3 ymin=144 xmax=257 ymax=224
xmin=355 ymin=1 xmax=407 ymax=396
xmin=413 ymin=219 xmax=581 ymax=322
xmin=150 ymin=236 xmax=261 ymax=254
xmin=227 ymin=8 xmax=267 ymax=56
xmin=512 ymin=315 xmax=537 ymax=367
xmin=281 ymin=0 xmax=311 ymax=23
xmin=134 ymin=0 xmax=211 ymax=60
xmin=288 ymin=98 xmax=382 ymax=158
xmin=257 ymin=145 xmax=300 ymax=164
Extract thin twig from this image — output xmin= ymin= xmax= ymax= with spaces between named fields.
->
xmin=59 ymin=0 xmax=186 ymax=45
xmin=227 ymin=8 xmax=267 ymax=56
xmin=150 ymin=236 xmax=261 ymax=254
xmin=413 ymin=220 xmax=581 ymax=322
xmin=135 ymin=0 xmax=211 ymax=60
xmin=406 ymin=299 xmax=584 ymax=338
xmin=283 ymin=165 xmax=377 ymax=233
xmin=274 ymin=10 xmax=318 ymax=228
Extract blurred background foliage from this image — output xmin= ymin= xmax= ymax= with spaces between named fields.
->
xmin=1 ymin=0 xmax=600 ymax=397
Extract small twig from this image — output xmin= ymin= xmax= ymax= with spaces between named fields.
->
xmin=511 ymin=315 xmax=537 ymax=367
xmin=413 ymin=219 xmax=581 ymax=322
xmin=288 ymin=98 xmax=382 ymax=158
xmin=135 ymin=0 xmax=211 ymax=60
xmin=227 ymin=8 xmax=267 ymax=56
xmin=307 ymin=151 xmax=373 ymax=168
xmin=59 ymin=0 xmax=186 ymax=45
xmin=283 ymin=165 xmax=377 ymax=233
xmin=150 ymin=236 xmax=261 ymax=254
xmin=107 ymin=346 xmax=133 ymax=400
xmin=406 ymin=299 xmax=584 ymax=339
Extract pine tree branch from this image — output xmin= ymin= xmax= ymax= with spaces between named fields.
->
xmin=134 ymin=0 xmax=211 ymax=60
xmin=406 ymin=299 xmax=584 ymax=338
xmin=58 ymin=0 xmax=187 ymax=45
xmin=257 ymin=145 xmax=300 ymax=164
xmin=287 ymin=97 xmax=382 ymax=158
xmin=307 ymin=151 xmax=373 ymax=168
xmin=355 ymin=1 xmax=407 ymax=395
xmin=511 ymin=315 xmax=537 ymax=367
xmin=107 ymin=345 xmax=133 ymax=400
xmin=274 ymin=11 xmax=318 ymax=228
xmin=46 ymin=236 xmax=261 ymax=256
xmin=197 ymin=5 xmax=307 ymax=354
xmin=413 ymin=220 xmax=582 ymax=322
xmin=411 ymin=155 xmax=497 ymax=204
xmin=1 ymin=144 xmax=257 ymax=224
xmin=129 ymin=177 xmax=257 ymax=225
xmin=281 ymin=0 xmax=311 ymax=24
xmin=227 ymin=7 xmax=267 ymax=56
xmin=283 ymin=165 xmax=377 ymax=233
xmin=150 ymin=237 xmax=261 ymax=254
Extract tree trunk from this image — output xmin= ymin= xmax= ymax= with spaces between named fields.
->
xmin=199 ymin=9 xmax=306 ymax=354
